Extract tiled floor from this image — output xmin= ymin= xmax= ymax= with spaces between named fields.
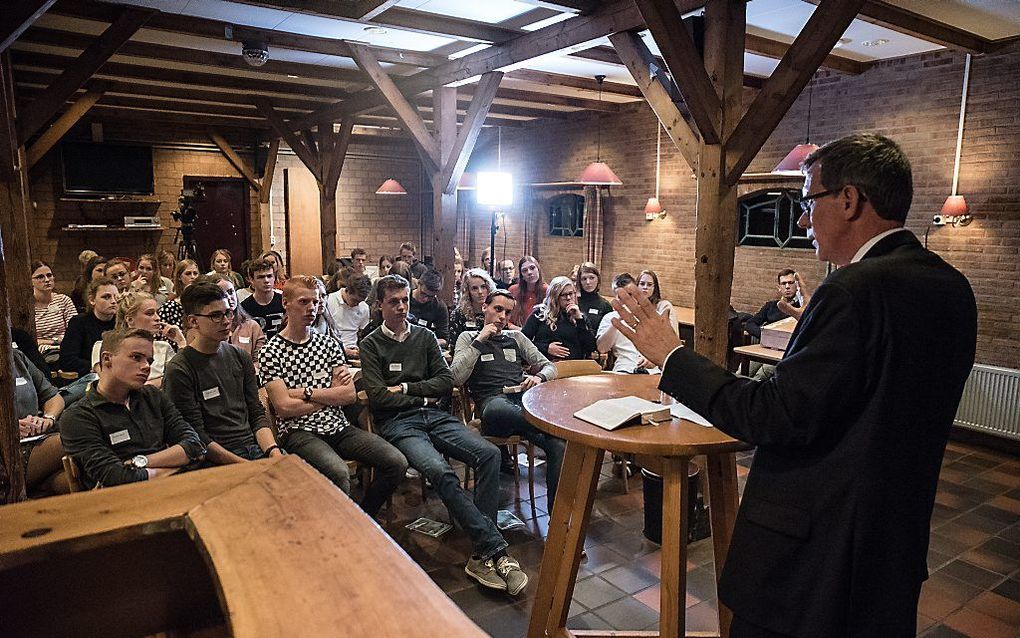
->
xmin=373 ymin=440 xmax=1020 ymax=638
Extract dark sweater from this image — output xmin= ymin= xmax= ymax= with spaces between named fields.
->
xmin=359 ymin=323 xmax=453 ymax=425
xmin=59 ymin=312 xmax=115 ymax=375
xmin=409 ymin=295 xmax=450 ymax=342
xmin=163 ymin=343 xmax=272 ymax=451
xmin=522 ymin=308 xmax=597 ymax=360
xmin=578 ymin=290 xmax=613 ymax=333
xmin=745 ymin=298 xmax=800 ymax=338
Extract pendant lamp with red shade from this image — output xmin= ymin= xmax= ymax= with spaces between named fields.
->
xmin=577 ymin=75 xmax=622 ymax=186
xmin=774 ymin=77 xmax=819 ymax=173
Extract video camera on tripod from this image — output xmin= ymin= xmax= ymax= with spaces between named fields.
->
xmin=172 ymin=183 xmax=205 ymax=261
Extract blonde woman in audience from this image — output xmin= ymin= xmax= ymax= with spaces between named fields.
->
xmin=90 ymin=291 xmax=185 ymax=388
xmin=522 ymin=275 xmax=597 ymax=361
xmin=508 ymin=256 xmax=548 ymax=327
xmin=637 ymin=269 xmax=678 ymax=335
xmin=195 ymin=273 xmax=265 ymax=365
xmin=160 ymin=259 xmax=200 ymax=329
xmin=157 ymin=250 xmax=177 ymax=285
xmin=209 ymin=248 xmax=246 ymax=289
xmin=449 ymin=267 xmax=497 ymax=354
xmin=78 ymin=249 xmax=98 ymax=269
xmin=131 ymin=253 xmax=173 ymax=305
xmin=260 ymin=250 xmax=287 ymax=290
xmin=32 ymin=260 xmax=76 ymax=362
xmin=71 ymin=255 xmax=106 ymax=311
xmin=103 ymin=258 xmax=133 ymax=294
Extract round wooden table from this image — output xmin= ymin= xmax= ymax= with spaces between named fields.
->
xmin=523 ymin=374 xmax=751 ymax=638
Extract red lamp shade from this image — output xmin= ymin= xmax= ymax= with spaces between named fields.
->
xmin=774 ymin=143 xmax=819 ymax=172
xmin=578 ymin=161 xmax=622 ymax=186
xmin=375 ymin=178 xmax=407 ymax=195
xmin=941 ymin=195 xmax=968 ymax=216
xmin=644 ymin=197 xmax=663 ymax=215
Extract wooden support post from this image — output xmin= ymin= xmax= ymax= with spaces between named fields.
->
xmin=25 ymin=86 xmax=104 ymax=168
xmin=431 ymin=86 xmax=457 ymax=306
xmin=257 ymin=138 xmax=279 ymax=253
xmin=207 ymin=127 xmax=261 ymax=192
xmin=317 ymin=119 xmax=354 ymax=272
xmin=0 ymin=51 xmax=28 ymax=503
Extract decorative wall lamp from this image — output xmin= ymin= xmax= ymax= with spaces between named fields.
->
xmin=375 ymin=178 xmax=407 ymax=195
xmin=577 ymin=75 xmax=622 ymax=186
xmin=645 ymin=121 xmax=666 ymax=220
xmin=934 ymin=54 xmax=973 ymax=227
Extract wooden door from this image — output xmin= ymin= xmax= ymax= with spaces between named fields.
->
xmin=183 ymin=177 xmax=250 ymax=271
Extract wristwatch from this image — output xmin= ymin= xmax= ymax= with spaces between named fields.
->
xmin=303 ymin=386 xmax=314 ymax=401
xmin=129 ymin=455 xmax=148 ymax=469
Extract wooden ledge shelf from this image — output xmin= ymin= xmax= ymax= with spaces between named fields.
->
xmin=61 ymin=225 xmax=165 ymax=232
xmin=0 ymin=456 xmax=485 ymax=638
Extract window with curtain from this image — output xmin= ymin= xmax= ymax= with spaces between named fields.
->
xmin=548 ymin=193 xmax=584 ymax=237
xmin=737 ymin=188 xmax=813 ymax=249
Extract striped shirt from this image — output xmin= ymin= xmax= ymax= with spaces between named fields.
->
xmin=34 ymin=294 xmax=77 ymax=344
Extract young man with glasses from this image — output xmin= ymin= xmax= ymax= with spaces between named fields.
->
xmin=103 ymin=259 xmax=132 ymax=293
xmin=259 ymin=276 xmax=407 ymax=518
xmin=164 ymin=283 xmax=281 ymax=463
xmin=613 ymin=133 xmax=977 ymax=638
xmin=408 ymin=269 xmax=449 ymax=347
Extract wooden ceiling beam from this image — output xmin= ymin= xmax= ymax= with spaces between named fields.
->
xmin=374 ymin=8 xmax=521 ymax=43
xmin=505 ymin=69 xmax=643 ymax=98
xmin=439 ymin=70 xmax=502 ymax=194
xmin=744 ymin=32 xmax=868 ymax=75
xmin=1 ymin=0 xmax=56 ymax=54
xmin=259 ymin=137 xmax=279 ymax=204
xmin=254 ymin=96 xmax=321 ymax=181
xmin=352 ymin=1 xmax=401 ymax=21
xmin=207 ymin=127 xmax=261 ymax=191
xmin=25 ymin=84 xmax=101 ymax=167
xmin=16 ymin=6 xmax=151 ymax=144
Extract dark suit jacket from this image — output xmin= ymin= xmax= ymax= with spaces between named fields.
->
xmin=660 ymin=231 xmax=976 ymax=637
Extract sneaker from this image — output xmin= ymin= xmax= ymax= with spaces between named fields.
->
xmin=495 ymin=555 xmax=528 ymax=596
xmin=465 ymin=556 xmax=507 ymax=591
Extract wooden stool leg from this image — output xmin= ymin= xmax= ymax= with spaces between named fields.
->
xmin=660 ymin=456 xmax=690 ymax=638
xmin=707 ymin=452 xmax=740 ymax=638
xmin=527 ymin=441 xmax=536 ymax=517
xmin=527 ymin=442 xmax=602 ymax=638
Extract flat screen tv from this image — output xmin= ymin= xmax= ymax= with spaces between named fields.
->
xmin=61 ymin=141 xmax=154 ymax=195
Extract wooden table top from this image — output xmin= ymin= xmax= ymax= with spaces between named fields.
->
xmin=674 ymin=305 xmax=695 ymax=327
xmin=0 ymin=456 xmax=485 ymax=637
xmin=522 ymin=374 xmax=750 ymax=457
xmin=734 ymin=343 xmax=785 ymax=363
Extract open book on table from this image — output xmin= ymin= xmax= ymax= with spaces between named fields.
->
xmin=573 ymin=396 xmax=672 ymax=431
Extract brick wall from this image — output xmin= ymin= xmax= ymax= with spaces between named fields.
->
xmin=467 ymin=43 xmax=1019 ymax=369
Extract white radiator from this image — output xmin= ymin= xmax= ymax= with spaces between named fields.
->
xmin=954 ymin=364 xmax=1020 ymax=441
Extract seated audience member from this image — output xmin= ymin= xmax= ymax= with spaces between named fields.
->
xmin=164 ymin=283 xmax=280 ymax=463
xmin=360 ymin=275 xmax=526 ymax=595
xmin=350 ymin=247 xmax=368 ymax=278
xmin=452 ymin=256 xmax=464 ymax=309
xmin=409 ymin=269 xmax=450 ymax=347
xmin=60 ymin=328 xmax=206 ymax=488
xmin=522 ymin=276 xmax=597 ymax=361
xmin=450 ymin=268 xmax=497 ymax=355
xmin=375 ymin=255 xmax=393 ymax=281
xmin=637 ymin=269 xmax=677 ymax=335
xmin=78 ymin=249 xmax=98 ymax=269
xmin=326 ymin=265 xmax=352 ymax=294
xmin=508 ymin=256 xmax=548 ymax=327
xmin=480 ymin=248 xmax=492 ymax=274
xmin=259 ymin=277 xmax=406 ymax=516
xmin=260 ymin=250 xmax=288 ymax=290
xmin=241 ymin=259 xmax=285 ymax=340
xmin=195 ymin=273 xmax=266 ymax=364
xmin=131 ymin=253 xmax=173 ymax=305
xmin=309 ymin=278 xmax=338 ymax=339
xmin=14 ymin=347 xmax=67 ymax=495
xmin=597 ymin=273 xmax=658 ymax=373
xmin=398 ymin=242 xmax=428 ymax=279
xmin=59 ymin=277 xmax=118 ymax=377
xmin=103 ymin=258 xmax=133 ymax=294
xmin=157 ymin=250 xmax=177 ymax=286
xmin=325 ymin=273 xmax=371 ymax=360
xmin=209 ymin=248 xmax=246 ymax=290
xmin=90 ymin=291 xmax=185 ymax=388
xmin=576 ymin=262 xmax=612 ymax=333
xmin=160 ymin=259 xmax=201 ymax=329
xmin=451 ymin=290 xmax=563 ymax=506
xmin=745 ymin=269 xmax=808 ymax=338
xmin=32 ymin=260 xmax=76 ymax=363
xmin=366 ymin=259 xmax=414 ymax=314
xmin=71 ymin=255 xmax=106 ymax=312
xmin=235 ymin=259 xmax=255 ymax=303
xmin=494 ymin=259 xmax=517 ymax=290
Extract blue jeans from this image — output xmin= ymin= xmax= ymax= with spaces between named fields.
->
xmin=227 ymin=443 xmax=267 ymax=461
xmin=479 ymin=393 xmax=565 ymax=508
xmin=284 ymin=426 xmax=408 ymax=518
xmin=59 ymin=373 xmax=98 ymax=407
xmin=379 ymin=408 xmax=506 ymax=560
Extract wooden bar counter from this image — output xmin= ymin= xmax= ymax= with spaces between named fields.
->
xmin=523 ymin=374 xmax=751 ymax=638
xmin=0 ymin=456 xmax=485 ymax=638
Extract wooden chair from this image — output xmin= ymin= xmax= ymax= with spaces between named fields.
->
xmin=553 ymin=359 xmax=603 ymax=378
xmin=454 ymin=387 xmax=537 ymax=517
xmin=62 ymin=455 xmax=85 ymax=493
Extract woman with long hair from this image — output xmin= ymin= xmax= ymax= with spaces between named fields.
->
xmin=131 ymin=253 xmax=173 ymax=305
xmin=575 ymin=262 xmax=612 ymax=333
xmin=195 ymin=273 xmax=266 ymax=365
xmin=637 ymin=269 xmax=678 ymax=335
xmin=159 ymin=259 xmax=200 ymax=329
xmin=71 ymin=255 xmax=106 ymax=311
xmin=522 ymin=275 xmax=596 ymax=360
xmin=508 ymin=256 xmax=548 ymax=327
xmin=31 ymin=260 xmax=77 ymax=362
xmin=157 ymin=250 xmax=177 ymax=284
xmin=89 ymin=291 xmax=185 ymax=387
xmin=260 ymin=250 xmax=287 ymax=290
xmin=449 ymin=267 xmax=497 ymax=354
xmin=209 ymin=248 xmax=246 ymax=289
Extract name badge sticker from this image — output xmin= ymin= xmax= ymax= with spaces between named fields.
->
xmin=202 ymin=387 xmax=221 ymax=400
xmin=238 ymin=336 xmax=251 ymax=344
xmin=588 ymin=308 xmax=600 ymax=314
xmin=418 ymin=318 xmax=429 ymax=326
xmin=109 ymin=429 xmax=131 ymax=445
xmin=15 ymin=377 xmax=27 ymax=386
xmin=465 ymin=321 xmax=476 ymax=328
xmin=503 ymin=349 xmax=517 ymax=362
xmin=312 ymin=370 xmax=329 ymax=380
xmin=480 ymin=353 xmax=495 ymax=362
xmin=389 ymin=363 xmax=403 ymax=372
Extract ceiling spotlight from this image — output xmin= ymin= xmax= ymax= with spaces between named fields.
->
xmin=364 ymin=25 xmax=388 ymax=35
xmin=241 ymin=40 xmax=269 ymax=67
xmin=861 ymin=38 xmax=889 ymax=47
xmin=834 ymin=37 xmax=852 ymax=48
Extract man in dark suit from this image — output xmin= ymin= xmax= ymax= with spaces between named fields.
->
xmin=612 ymin=133 xmax=977 ymax=637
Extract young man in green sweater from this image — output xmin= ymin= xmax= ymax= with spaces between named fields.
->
xmin=360 ymin=275 xmax=527 ymax=596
